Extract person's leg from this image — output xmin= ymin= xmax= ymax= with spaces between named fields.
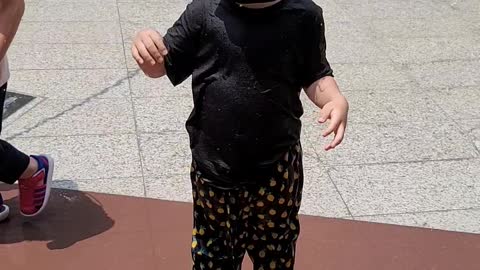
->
xmin=0 ymin=82 xmax=31 ymax=183
xmin=246 ymin=142 xmax=304 ymax=270
xmin=0 ymin=82 xmax=5 ymax=132
xmin=0 ymin=83 xmax=29 ymax=221
xmin=0 ymin=82 xmax=54 ymax=217
xmin=0 ymin=140 xmax=31 ymax=184
xmin=190 ymin=161 xmax=248 ymax=270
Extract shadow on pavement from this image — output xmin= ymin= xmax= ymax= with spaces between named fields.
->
xmin=0 ymin=180 xmax=114 ymax=250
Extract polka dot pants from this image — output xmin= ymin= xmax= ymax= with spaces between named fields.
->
xmin=190 ymin=143 xmax=303 ymax=270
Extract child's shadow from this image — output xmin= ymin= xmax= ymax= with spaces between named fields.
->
xmin=0 ymin=180 xmax=115 ymax=250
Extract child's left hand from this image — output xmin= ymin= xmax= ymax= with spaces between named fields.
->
xmin=318 ymin=95 xmax=348 ymax=151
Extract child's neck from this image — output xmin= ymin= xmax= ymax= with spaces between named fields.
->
xmin=237 ymin=0 xmax=282 ymax=9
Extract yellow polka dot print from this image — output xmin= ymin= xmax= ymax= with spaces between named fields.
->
xmin=270 ymin=179 xmax=277 ymax=187
xmin=189 ymin=141 xmax=303 ymax=270
xmin=206 ymin=201 xmax=213 ymax=208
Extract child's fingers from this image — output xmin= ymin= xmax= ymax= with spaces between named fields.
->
xmin=329 ymin=122 xmax=346 ymax=149
xmin=149 ymin=32 xmax=168 ymax=57
xmin=318 ymin=105 xmax=333 ymax=123
xmin=322 ymin=117 xmax=340 ymax=138
xmin=136 ymin=41 xmax=156 ymax=65
xmin=324 ymin=143 xmax=334 ymax=151
xmin=143 ymin=37 xmax=163 ymax=64
xmin=131 ymin=45 xmax=143 ymax=64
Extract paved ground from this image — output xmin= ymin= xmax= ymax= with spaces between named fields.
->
xmin=1 ymin=0 xmax=480 ymax=238
xmin=2 ymin=188 xmax=480 ymax=270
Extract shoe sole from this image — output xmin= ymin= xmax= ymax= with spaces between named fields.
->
xmin=21 ymin=155 xmax=54 ymax=217
xmin=0 ymin=204 xmax=9 ymax=222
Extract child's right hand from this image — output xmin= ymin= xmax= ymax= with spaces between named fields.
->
xmin=131 ymin=29 xmax=168 ymax=66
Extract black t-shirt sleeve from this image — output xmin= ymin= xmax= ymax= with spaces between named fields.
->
xmin=302 ymin=7 xmax=334 ymax=88
xmin=163 ymin=0 xmax=205 ymax=86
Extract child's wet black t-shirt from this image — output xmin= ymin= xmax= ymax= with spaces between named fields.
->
xmin=163 ymin=0 xmax=333 ymax=187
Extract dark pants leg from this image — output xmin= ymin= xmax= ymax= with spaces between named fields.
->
xmin=190 ymin=142 xmax=304 ymax=270
xmin=0 ymin=83 xmax=30 ymax=184
xmin=245 ymin=143 xmax=303 ymax=270
xmin=190 ymin=162 xmax=246 ymax=270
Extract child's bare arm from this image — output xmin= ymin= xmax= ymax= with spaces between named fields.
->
xmin=0 ymin=0 xmax=25 ymax=60
xmin=305 ymin=76 xmax=349 ymax=151
xmin=131 ymin=29 xmax=168 ymax=78
xmin=133 ymin=0 xmax=204 ymax=83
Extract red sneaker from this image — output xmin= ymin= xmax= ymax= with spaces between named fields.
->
xmin=19 ymin=155 xmax=54 ymax=217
